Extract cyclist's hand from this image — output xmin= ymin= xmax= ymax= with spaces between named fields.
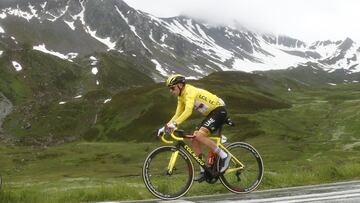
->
xmin=165 ymin=122 xmax=176 ymax=133
xmin=157 ymin=126 xmax=165 ymax=137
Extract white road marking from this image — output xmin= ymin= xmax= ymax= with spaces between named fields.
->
xmin=223 ymin=189 xmax=360 ymax=203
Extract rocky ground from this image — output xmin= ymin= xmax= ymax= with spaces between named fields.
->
xmin=0 ymin=92 xmax=12 ymax=138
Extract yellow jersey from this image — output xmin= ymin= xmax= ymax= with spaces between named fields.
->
xmin=169 ymin=84 xmax=225 ymax=125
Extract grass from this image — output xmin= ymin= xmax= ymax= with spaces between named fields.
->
xmin=0 ymin=129 xmax=359 ymax=202
xmin=1 ymin=73 xmax=360 ymax=202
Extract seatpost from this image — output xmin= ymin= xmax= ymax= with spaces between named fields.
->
xmin=217 ymin=125 xmax=223 ymax=136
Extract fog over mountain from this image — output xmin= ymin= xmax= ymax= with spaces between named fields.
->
xmin=125 ymin=0 xmax=360 ymax=44
xmin=0 ymin=0 xmax=359 ymax=83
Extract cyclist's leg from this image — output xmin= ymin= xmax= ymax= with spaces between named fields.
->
xmin=194 ymin=106 xmax=227 ymax=152
xmin=192 ymin=130 xmax=203 ymax=156
xmin=193 ymin=127 xmax=217 ymax=150
xmin=195 ymin=107 xmax=230 ymax=172
xmin=194 ymin=127 xmax=227 ymax=159
xmin=193 ymin=127 xmax=230 ymax=174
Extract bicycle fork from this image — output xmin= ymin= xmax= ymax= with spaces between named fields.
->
xmin=167 ymin=151 xmax=179 ymax=175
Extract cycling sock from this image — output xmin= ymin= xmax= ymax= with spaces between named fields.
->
xmin=214 ymin=147 xmax=227 ymax=159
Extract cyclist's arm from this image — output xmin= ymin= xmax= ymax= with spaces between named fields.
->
xmin=173 ymin=93 xmax=196 ymax=125
xmin=169 ymin=100 xmax=184 ymax=124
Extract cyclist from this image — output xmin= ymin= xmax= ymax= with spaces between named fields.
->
xmin=158 ymin=74 xmax=231 ymax=181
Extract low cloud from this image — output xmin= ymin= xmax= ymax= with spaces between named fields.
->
xmin=125 ymin=0 xmax=360 ymax=43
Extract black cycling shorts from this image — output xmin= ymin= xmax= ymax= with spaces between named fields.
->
xmin=199 ymin=106 xmax=227 ymax=133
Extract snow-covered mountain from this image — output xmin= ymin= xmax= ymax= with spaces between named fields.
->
xmin=0 ymin=0 xmax=359 ymax=82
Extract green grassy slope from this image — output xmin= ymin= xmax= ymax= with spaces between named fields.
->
xmin=1 ymin=47 xmax=155 ymax=144
xmin=0 ymin=73 xmax=359 ymax=202
xmin=86 ymin=71 xmax=293 ymax=142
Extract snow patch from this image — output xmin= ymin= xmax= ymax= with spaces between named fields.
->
xmin=28 ymin=4 xmax=37 ymax=17
xmin=311 ymin=42 xmax=338 ymax=58
xmin=328 ymin=83 xmax=337 ymax=86
xmin=115 ymin=6 xmax=153 ymax=54
xmin=11 ymin=36 xmax=18 ymax=44
xmin=196 ymin=24 xmax=215 ymax=43
xmin=12 ymin=61 xmax=22 ymax=71
xmin=72 ymin=0 xmax=85 ymax=25
xmin=5 ymin=7 xmax=34 ymax=21
xmin=74 ymin=95 xmax=82 ymax=99
xmin=151 ymin=59 xmax=167 ymax=76
xmin=33 ymin=43 xmax=78 ymax=62
xmin=59 ymin=101 xmax=67 ymax=105
xmin=0 ymin=50 xmax=3 ymax=56
xmin=190 ymin=65 xmax=206 ymax=74
xmin=160 ymin=34 xmax=167 ymax=42
xmin=85 ymin=26 xmax=116 ymax=51
xmin=0 ymin=12 xmax=6 ymax=19
xmin=40 ymin=2 xmax=47 ymax=9
xmin=232 ymin=36 xmax=307 ymax=72
xmin=163 ymin=19 xmax=233 ymax=66
xmin=149 ymin=30 xmax=170 ymax=49
xmin=91 ymin=67 xmax=98 ymax=75
xmin=64 ymin=20 xmax=75 ymax=30
xmin=104 ymin=99 xmax=111 ymax=104
xmin=0 ymin=26 xmax=5 ymax=33
xmin=186 ymin=76 xmax=199 ymax=80
xmin=89 ymin=56 xmax=98 ymax=65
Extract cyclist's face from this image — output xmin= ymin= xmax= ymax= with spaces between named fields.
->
xmin=169 ymin=85 xmax=180 ymax=96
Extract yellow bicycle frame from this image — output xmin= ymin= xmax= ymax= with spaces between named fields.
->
xmin=162 ymin=129 xmax=245 ymax=175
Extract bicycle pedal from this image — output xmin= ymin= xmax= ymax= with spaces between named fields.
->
xmin=196 ymin=178 xmax=205 ymax=183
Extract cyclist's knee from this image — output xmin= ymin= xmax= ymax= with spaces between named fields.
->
xmin=198 ymin=127 xmax=210 ymax=136
xmin=193 ymin=128 xmax=209 ymax=140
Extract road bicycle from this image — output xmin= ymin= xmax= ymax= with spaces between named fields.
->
xmin=142 ymin=118 xmax=264 ymax=200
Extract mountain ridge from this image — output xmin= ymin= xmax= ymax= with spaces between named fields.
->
xmin=1 ymin=0 xmax=359 ymax=80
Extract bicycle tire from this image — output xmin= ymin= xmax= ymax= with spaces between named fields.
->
xmin=142 ymin=146 xmax=194 ymax=200
xmin=219 ymin=142 xmax=264 ymax=193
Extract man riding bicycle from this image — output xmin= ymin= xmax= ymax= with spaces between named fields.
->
xmin=158 ymin=74 xmax=231 ymax=181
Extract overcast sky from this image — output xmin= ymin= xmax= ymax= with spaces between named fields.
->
xmin=124 ymin=0 xmax=360 ymax=44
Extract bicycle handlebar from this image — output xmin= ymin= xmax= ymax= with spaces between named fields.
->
xmin=160 ymin=128 xmax=184 ymax=144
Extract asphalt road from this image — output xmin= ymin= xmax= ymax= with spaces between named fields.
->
xmin=112 ymin=180 xmax=360 ymax=203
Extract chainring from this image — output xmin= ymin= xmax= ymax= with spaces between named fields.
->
xmin=204 ymin=166 xmax=219 ymax=184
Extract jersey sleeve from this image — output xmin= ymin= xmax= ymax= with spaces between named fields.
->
xmin=173 ymin=91 xmax=196 ymax=125
xmin=169 ymin=99 xmax=184 ymax=124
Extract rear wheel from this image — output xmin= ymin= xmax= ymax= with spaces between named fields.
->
xmin=142 ymin=146 xmax=194 ymax=200
xmin=219 ymin=142 xmax=263 ymax=193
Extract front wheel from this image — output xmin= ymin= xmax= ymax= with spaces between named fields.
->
xmin=142 ymin=146 xmax=194 ymax=200
xmin=219 ymin=142 xmax=264 ymax=193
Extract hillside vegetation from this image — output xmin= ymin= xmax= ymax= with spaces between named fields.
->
xmin=1 ymin=71 xmax=360 ymax=202
xmin=1 ymin=60 xmax=360 ymax=202
xmin=0 ymin=46 xmax=154 ymax=144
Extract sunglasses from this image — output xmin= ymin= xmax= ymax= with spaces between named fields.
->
xmin=169 ymin=86 xmax=176 ymax=91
